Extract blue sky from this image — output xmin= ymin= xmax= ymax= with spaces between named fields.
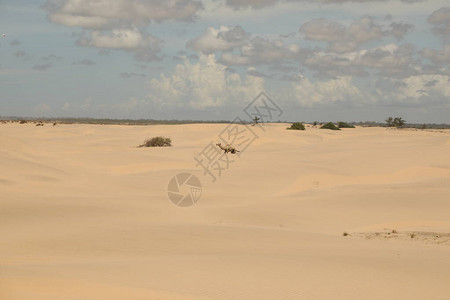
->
xmin=0 ymin=0 xmax=449 ymax=122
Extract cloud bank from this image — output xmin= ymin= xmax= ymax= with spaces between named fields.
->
xmin=43 ymin=0 xmax=203 ymax=61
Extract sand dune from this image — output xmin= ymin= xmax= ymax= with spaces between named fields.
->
xmin=278 ymin=166 xmax=450 ymax=196
xmin=1 ymin=122 xmax=450 ymax=299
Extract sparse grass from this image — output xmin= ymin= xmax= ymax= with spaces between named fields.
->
xmin=320 ymin=122 xmax=340 ymax=130
xmin=287 ymin=122 xmax=305 ymax=130
xmin=138 ymin=136 xmax=172 ymax=147
xmin=338 ymin=122 xmax=355 ymax=128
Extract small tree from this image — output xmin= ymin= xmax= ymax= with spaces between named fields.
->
xmin=320 ymin=122 xmax=340 ymax=130
xmin=287 ymin=122 xmax=305 ymax=130
xmin=252 ymin=116 xmax=260 ymax=126
xmin=138 ymin=136 xmax=172 ymax=147
xmin=386 ymin=117 xmax=406 ymax=128
xmin=393 ymin=117 xmax=406 ymax=128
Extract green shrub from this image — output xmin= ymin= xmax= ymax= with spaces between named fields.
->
xmin=138 ymin=136 xmax=172 ymax=147
xmin=320 ymin=122 xmax=340 ymax=130
xmin=287 ymin=122 xmax=305 ymax=130
xmin=338 ymin=122 xmax=355 ymax=128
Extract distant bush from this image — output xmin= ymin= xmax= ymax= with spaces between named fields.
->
xmin=338 ymin=122 xmax=355 ymax=128
xmin=320 ymin=122 xmax=340 ymax=130
xmin=138 ymin=136 xmax=172 ymax=147
xmin=19 ymin=120 xmax=27 ymax=124
xmin=287 ymin=122 xmax=305 ymax=130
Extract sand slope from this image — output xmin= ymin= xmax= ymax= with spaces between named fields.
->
xmin=1 ymin=123 xmax=450 ymax=299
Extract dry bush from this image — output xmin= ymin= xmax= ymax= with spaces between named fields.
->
xmin=138 ymin=136 xmax=172 ymax=147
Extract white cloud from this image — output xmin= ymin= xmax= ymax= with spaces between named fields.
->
xmin=42 ymin=0 xmax=202 ymax=61
xmin=187 ymin=18 xmax=414 ymax=74
xmin=76 ymin=29 xmax=163 ymax=61
xmin=290 ymin=76 xmax=363 ymax=106
xmin=222 ymin=0 xmax=279 ymax=9
xmin=285 ymin=73 xmax=450 ymax=109
xmin=49 ymin=13 xmax=110 ymax=29
xmin=221 ymin=36 xmax=307 ymax=65
xmin=43 ymin=0 xmax=203 ymax=29
xmin=359 ymin=43 xmax=417 ymax=77
xmin=188 ymin=25 xmax=308 ymax=66
xmin=304 ymin=43 xmax=417 ymax=78
xmin=390 ymin=75 xmax=450 ymax=102
xmin=80 ymin=29 xmax=146 ymax=49
xmin=147 ymin=54 xmax=264 ymax=109
xmin=427 ymin=7 xmax=450 ymax=39
xmin=142 ymin=52 xmax=447 ymax=112
xmin=187 ymin=25 xmax=250 ymax=53
xmin=420 ymin=45 xmax=450 ymax=64
xmin=388 ymin=21 xmax=415 ymax=40
xmin=220 ymin=0 xmax=425 ymax=10
xmin=299 ymin=16 xmax=412 ymax=52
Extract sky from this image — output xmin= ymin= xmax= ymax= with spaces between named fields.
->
xmin=0 ymin=0 xmax=449 ymax=123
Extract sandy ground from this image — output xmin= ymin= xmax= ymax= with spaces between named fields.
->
xmin=1 ymin=122 xmax=450 ymax=299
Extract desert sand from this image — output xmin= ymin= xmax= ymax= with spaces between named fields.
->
xmin=1 ymin=122 xmax=450 ymax=299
